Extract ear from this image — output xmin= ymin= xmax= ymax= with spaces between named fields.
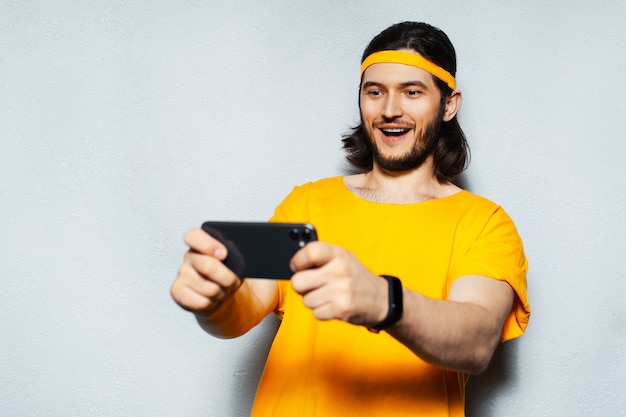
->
xmin=442 ymin=90 xmax=462 ymax=122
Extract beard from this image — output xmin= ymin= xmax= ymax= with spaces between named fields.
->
xmin=366 ymin=115 xmax=443 ymax=172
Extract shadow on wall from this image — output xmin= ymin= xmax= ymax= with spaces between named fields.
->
xmin=454 ymin=171 xmax=471 ymax=192
xmin=466 ymin=338 xmax=522 ymax=417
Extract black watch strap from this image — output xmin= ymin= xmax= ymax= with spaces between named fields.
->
xmin=369 ymin=275 xmax=403 ymax=332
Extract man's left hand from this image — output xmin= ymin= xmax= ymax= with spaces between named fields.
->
xmin=289 ymin=242 xmax=388 ymax=327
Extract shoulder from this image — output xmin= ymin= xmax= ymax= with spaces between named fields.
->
xmin=445 ymin=191 xmax=522 ymax=242
xmin=296 ymin=176 xmax=344 ymax=191
xmin=284 ymin=176 xmax=345 ymax=200
xmin=453 ymin=191 xmax=513 ymax=220
xmin=270 ymin=176 xmax=344 ymax=223
xmin=436 ymin=190 xmax=501 ymax=220
xmin=455 ymin=190 xmax=499 ymax=208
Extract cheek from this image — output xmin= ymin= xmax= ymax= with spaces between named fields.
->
xmin=409 ymin=103 xmax=440 ymax=125
xmin=359 ymin=100 xmax=379 ymax=122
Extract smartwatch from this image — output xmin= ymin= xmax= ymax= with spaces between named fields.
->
xmin=369 ymin=275 xmax=403 ymax=332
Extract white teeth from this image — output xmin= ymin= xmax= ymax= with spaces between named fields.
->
xmin=382 ymin=128 xmax=410 ymax=135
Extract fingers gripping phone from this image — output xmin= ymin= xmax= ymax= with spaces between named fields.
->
xmin=201 ymin=221 xmax=318 ymax=279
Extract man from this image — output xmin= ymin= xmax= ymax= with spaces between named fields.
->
xmin=171 ymin=21 xmax=530 ymax=416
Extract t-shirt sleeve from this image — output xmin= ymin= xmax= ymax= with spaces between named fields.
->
xmin=268 ymin=183 xmax=312 ymax=319
xmin=449 ymin=206 xmax=530 ymax=342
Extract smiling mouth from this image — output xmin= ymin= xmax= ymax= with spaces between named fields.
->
xmin=380 ymin=128 xmax=411 ymax=137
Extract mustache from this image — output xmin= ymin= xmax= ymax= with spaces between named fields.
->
xmin=372 ymin=119 xmax=415 ymax=129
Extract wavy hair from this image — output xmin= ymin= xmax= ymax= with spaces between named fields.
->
xmin=342 ymin=22 xmax=469 ymax=182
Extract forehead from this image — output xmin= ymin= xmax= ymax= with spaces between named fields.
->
xmin=361 ymin=62 xmax=438 ymax=88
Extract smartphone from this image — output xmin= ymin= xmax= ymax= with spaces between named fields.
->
xmin=201 ymin=221 xmax=318 ymax=279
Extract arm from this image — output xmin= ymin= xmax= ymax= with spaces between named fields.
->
xmin=289 ymin=242 xmax=513 ymax=374
xmin=170 ymin=228 xmax=279 ymax=338
xmin=387 ymin=275 xmax=513 ymax=374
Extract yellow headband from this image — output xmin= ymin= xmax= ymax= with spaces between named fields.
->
xmin=360 ymin=50 xmax=456 ymax=90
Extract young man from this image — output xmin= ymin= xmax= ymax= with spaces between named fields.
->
xmin=171 ymin=22 xmax=530 ymax=416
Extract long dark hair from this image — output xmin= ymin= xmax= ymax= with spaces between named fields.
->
xmin=342 ymin=22 xmax=469 ymax=182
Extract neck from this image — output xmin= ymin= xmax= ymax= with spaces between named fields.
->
xmin=345 ymin=157 xmax=461 ymax=204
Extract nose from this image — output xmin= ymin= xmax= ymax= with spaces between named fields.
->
xmin=382 ymin=92 xmax=402 ymax=119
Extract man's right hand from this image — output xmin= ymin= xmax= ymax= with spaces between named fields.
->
xmin=170 ymin=228 xmax=243 ymax=315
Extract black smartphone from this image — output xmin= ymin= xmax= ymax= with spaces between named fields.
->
xmin=200 ymin=221 xmax=318 ymax=279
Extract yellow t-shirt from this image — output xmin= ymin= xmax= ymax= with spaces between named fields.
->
xmin=251 ymin=177 xmax=530 ymax=417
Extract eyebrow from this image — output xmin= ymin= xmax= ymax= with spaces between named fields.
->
xmin=361 ymin=80 xmax=431 ymax=90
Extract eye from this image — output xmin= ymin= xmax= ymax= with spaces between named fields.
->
xmin=406 ymin=89 xmax=422 ymax=97
xmin=366 ymin=89 xmax=383 ymax=97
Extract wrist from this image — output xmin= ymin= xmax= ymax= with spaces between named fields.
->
xmin=368 ymin=275 xmax=403 ymax=333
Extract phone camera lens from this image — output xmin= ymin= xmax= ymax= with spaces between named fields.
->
xmin=290 ymin=228 xmax=300 ymax=240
